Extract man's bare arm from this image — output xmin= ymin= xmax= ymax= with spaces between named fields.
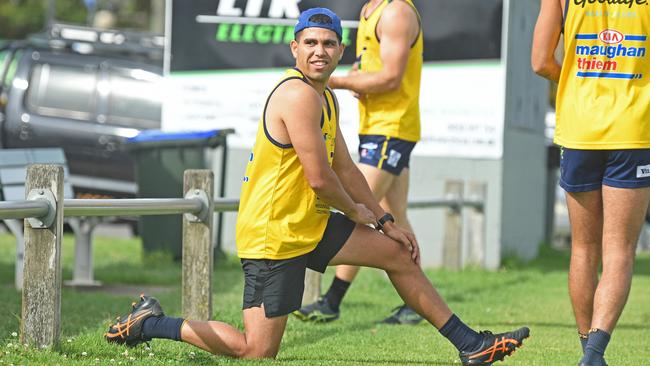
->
xmin=269 ymin=81 xmax=374 ymax=224
xmin=329 ymin=1 xmax=418 ymax=94
xmin=532 ymin=0 xmax=563 ymax=82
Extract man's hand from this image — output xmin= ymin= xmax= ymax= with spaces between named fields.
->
xmin=382 ymin=222 xmax=420 ymax=265
xmin=328 ymin=75 xmax=343 ymax=89
xmin=347 ymin=203 xmax=376 ymax=225
xmin=328 ymin=63 xmax=363 ymax=99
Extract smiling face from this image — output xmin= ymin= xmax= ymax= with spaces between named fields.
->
xmin=291 ymin=27 xmax=345 ymax=86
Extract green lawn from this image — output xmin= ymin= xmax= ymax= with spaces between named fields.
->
xmin=0 ymin=233 xmax=649 ymax=365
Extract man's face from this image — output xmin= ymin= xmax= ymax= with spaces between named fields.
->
xmin=291 ymin=28 xmax=345 ymax=83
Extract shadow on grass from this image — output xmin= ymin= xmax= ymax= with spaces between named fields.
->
xmin=444 ymin=276 xmax=532 ymax=303
xmin=281 ymin=356 xmax=448 ymax=365
xmin=0 ymin=251 xmax=244 ymax=291
xmin=0 ymin=286 xmax=161 ymax=337
xmin=474 ymin=321 xmax=648 ymax=331
xmin=285 ymin=317 xmax=377 ymax=350
xmin=503 ymin=245 xmax=650 ymax=277
xmin=502 ymin=245 xmax=570 ymax=274
xmin=0 ymin=254 xmax=245 ymax=337
xmin=0 ymin=262 xmax=14 ymax=286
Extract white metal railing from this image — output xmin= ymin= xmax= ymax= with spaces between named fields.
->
xmin=0 ymin=200 xmax=49 ymax=219
xmin=16 ymin=165 xmax=216 ymax=348
xmin=0 ymin=197 xmax=480 ymax=219
xmin=407 ymin=197 xmax=483 ymax=210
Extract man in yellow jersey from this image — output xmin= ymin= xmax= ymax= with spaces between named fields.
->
xmin=105 ymin=8 xmax=528 ymax=365
xmin=296 ymin=0 xmax=424 ymax=325
xmin=532 ymin=1 xmax=650 ymax=365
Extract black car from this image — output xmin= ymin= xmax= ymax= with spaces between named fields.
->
xmin=0 ymin=24 xmax=164 ymax=198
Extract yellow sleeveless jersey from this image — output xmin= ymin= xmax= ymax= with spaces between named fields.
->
xmin=555 ymin=0 xmax=650 ymax=149
xmin=356 ymin=0 xmax=423 ymax=142
xmin=236 ymin=69 xmax=338 ymax=260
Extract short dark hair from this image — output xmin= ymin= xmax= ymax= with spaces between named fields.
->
xmin=309 ymin=14 xmax=334 ymax=25
xmin=294 ymin=7 xmax=343 ymax=41
xmin=294 ymin=13 xmax=342 ymax=42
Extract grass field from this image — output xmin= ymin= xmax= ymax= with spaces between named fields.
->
xmin=0 ymin=233 xmax=649 ymax=365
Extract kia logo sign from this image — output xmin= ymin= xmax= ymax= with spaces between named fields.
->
xmin=599 ymin=29 xmax=623 ymax=44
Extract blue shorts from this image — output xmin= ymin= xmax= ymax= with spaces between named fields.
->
xmin=560 ymin=147 xmax=650 ymax=192
xmin=358 ymin=135 xmax=416 ymax=176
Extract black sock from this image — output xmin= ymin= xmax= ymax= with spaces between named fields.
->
xmin=142 ymin=315 xmax=185 ymax=341
xmin=323 ymin=276 xmax=351 ymax=312
xmin=582 ymin=329 xmax=610 ymax=364
xmin=438 ymin=314 xmax=482 ymax=353
xmin=579 ymin=332 xmax=588 ymax=353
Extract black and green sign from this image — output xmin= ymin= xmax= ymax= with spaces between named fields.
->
xmin=170 ymin=0 xmax=503 ymax=71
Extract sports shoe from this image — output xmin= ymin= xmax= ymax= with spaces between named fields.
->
xmin=105 ymin=294 xmax=164 ymax=347
xmin=292 ymin=297 xmax=339 ymax=323
xmin=459 ymin=327 xmax=530 ymax=365
xmin=380 ymin=304 xmax=424 ymax=325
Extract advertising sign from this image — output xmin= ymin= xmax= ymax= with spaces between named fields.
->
xmin=163 ymin=0 xmax=505 ymax=159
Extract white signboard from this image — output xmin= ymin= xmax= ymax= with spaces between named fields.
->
xmin=162 ymin=61 xmax=505 ymax=159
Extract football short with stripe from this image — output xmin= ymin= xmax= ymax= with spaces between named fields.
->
xmin=358 ymin=134 xmax=416 ymax=176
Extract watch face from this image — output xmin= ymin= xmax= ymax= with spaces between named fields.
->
xmin=380 ymin=213 xmax=394 ymax=224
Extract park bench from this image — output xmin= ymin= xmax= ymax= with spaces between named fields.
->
xmin=0 ymin=148 xmax=102 ymax=289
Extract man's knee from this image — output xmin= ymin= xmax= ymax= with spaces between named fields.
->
xmin=383 ymin=242 xmax=418 ymax=273
xmin=571 ymin=245 xmax=602 ymax=263
xmin=602 ymin=250 xmax=636 ymax=268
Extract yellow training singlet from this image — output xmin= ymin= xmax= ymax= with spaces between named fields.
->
xmin=356 ymin=0 xmax=423 ymax=142
xmin=555 ymin=0 xmax=650 ymax=149
xmin=236 ymin=69 xmax=338 ymax=260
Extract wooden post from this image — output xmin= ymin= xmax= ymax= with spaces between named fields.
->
xmin=302 ymin=269 xmax=321 ymax=305
xmin=20 ymin=164 xmax=64 ymax=348
xmin=182 ymin=170 xmax=214 ymax=320
xmin=443 ymin=181 xmax=463 ymax=270
xmin=466 ymin=182 xmax=487 ymax=267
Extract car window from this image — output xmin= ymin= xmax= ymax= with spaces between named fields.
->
xmin=25 ymin=63 xmax=97 ymax=121
xmin=106 ymin=68 xmax=161 ymax=128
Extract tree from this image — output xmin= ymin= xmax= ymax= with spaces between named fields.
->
xmin=0 ymin=0 xmax=158 ymax=40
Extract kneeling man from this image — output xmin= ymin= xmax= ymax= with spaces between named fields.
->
xmin=105 ymin=8 xmax=529 ymax=365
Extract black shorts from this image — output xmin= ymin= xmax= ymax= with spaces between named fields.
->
xmin=241 ymin=212 xmax=356 ymax=318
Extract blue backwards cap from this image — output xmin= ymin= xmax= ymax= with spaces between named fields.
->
xmin=294 ymin=7 xmax=342 ymax=41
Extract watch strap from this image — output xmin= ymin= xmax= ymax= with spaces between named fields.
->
xmin=376 ymin=212 xmax=395 ymax=231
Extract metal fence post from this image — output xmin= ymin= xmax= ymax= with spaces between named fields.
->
xmin=182 ymin=170 xmax=214 ymax=320
xmin=443 ymin=181 xmax=463 ymax=270
xmin=20 ymin=164 xmax=64 ymax=348
xmin=67 ymin=217 xmax=101 ymax=286
xmin=302 ymin=269 xmax=321 ymax=306
xmin=7 ymin=219 xmax=25 ymax=290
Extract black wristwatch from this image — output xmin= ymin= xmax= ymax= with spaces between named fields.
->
xmin=376 ymin=213 xmax=395 ymax=232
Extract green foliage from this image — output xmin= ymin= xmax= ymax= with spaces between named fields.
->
xmin=0 ymin=0 xmax=46 ymax=39
xmin=0 ymin=0 xmax=85 ymax=39
xmin=0 ymin=0 xmax=155 ymax=40
xmin=0 ymin=234 xmax=649 ymax=365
